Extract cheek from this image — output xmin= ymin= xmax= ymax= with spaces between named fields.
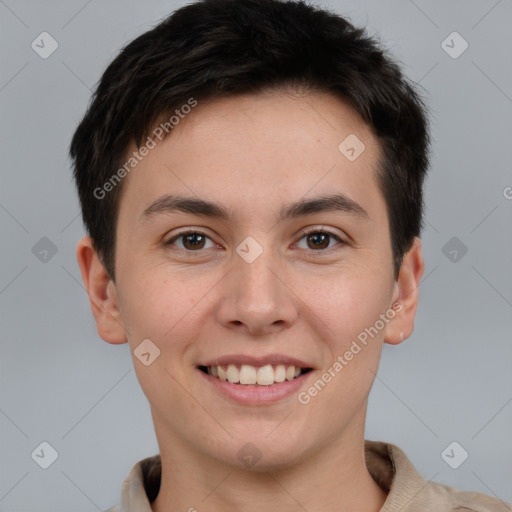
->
xmin=120 ymin=268 xmax=206 ymax=343
xmin=297 ymin=276 xmax=389 ymax=421
xmin=119 ymin=273 xmax=205 ymax=409
xmin=305 ymin=269 xmax=392 ymax=343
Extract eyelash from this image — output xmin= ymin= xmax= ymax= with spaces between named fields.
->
xmin=165 ymin=228 xmax=346 ymax=254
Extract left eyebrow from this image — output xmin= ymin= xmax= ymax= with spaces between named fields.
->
xmin=139 ymin=193 xmax=369 ymax=223
xmin=278 ymin=193 xmax=369 ymax=222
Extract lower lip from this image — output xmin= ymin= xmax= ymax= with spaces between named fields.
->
xmin=197 ymin=368 xmax=313 ymax=405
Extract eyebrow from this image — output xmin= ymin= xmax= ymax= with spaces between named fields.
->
xmin=140 ymin=193 xmax=369 ymax=224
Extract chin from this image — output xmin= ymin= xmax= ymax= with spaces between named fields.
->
xmin=217 ymin=434 xmax=308 ymax=472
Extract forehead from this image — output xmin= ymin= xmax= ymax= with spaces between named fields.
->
xmin=117 ymin=90 xmax=385 ymax=227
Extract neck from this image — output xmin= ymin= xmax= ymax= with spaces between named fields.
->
xmin=150 ymin=415 xmax=387 ymax=512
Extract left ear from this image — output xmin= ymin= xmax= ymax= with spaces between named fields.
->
xmin=384 ymin=237 xmax=424 ymax=345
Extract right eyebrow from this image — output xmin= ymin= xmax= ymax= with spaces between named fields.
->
xmin=140 ymin=195 xmax=232 ymax=222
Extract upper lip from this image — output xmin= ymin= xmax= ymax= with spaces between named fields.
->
xmin=200 ymin=354 xmax=313 ymax=369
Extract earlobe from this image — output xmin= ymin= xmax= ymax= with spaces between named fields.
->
xmin=76 ymin=236 xmax=128 ymax=344
xmin=384 ymin=237 xmax=425 ymax=345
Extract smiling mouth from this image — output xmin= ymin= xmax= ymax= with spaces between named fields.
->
xmin=198 ymin=364 xmax=313 ymax=386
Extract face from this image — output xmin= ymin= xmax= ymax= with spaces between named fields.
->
xmin=79 ymin=90 xmax=423 ymax=470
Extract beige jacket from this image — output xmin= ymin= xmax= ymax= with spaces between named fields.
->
xmin=104 ymin=440 xmax=511 ymax=511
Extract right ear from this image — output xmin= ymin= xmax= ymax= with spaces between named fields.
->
xmin=76 ymin=236 xmax=127 ymax=344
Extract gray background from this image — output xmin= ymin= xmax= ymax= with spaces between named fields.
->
xmin=1 ymin=0 xmax=511 ymax=510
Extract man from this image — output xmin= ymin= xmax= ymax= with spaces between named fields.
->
xmin=69 ymin=0 xmax=510 ymax=510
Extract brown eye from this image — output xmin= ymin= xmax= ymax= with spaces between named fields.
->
xmin=306 ymin=232 xmax=330 ymax=250
xmin=182 ymin=233 xmax=206 ymax=250
xmin=166 ymin=231 xmax=215 ymax=251
xmin=296 ymin=229 xmax=345 ymax=252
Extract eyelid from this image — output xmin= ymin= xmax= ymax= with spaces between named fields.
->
xmin=299 ymin=226 xmax=346 ymax=240
xmin=165 ymin=226 xmax=348 ymax=253
xmin=165 ymin=228 xmax=220 ymax=250
xmin=294 ymin=226 xmax=347 ymax=251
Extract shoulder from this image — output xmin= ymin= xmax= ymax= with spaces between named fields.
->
xmin=422 ymin=480 xmax=512 ymax=511
xmin=103 ymin=506 xmax=120 ymax=512
xmin=365 ymin=441 xmax=511 ymax=512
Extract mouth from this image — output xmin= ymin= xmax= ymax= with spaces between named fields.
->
xmin=198 ymin=364 xmax=313 ymax=386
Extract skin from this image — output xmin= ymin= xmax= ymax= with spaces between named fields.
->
xmin=77 ymin=89 xmax=424 ymax=512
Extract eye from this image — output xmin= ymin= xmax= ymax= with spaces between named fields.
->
xmin=295 ymin=228 xmax=346 ymax=251
xmin=165 ymin=228 xmax=346 ymax=253
xmin=165 ymin=230 xmax=217 ymax=251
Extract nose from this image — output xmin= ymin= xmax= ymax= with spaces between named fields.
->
xmin=216 ymin=244 xmax=298 ymax=336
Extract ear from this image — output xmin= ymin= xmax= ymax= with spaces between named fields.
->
xmin=76 ymin=236 xmax=127 ymax=344
xmin=384 ymin=237 xmax=424 ymax=345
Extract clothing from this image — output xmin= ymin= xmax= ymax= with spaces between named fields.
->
xmin=104 ymin=440 xmax=511 ymax=511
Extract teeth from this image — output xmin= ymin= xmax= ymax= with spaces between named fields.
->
xmin=218 ymin=366 xmax=228 ymax=381
xmin=274 ymin=365 xmax=286 ymax=382
xmin=240 ymin=365 xmax=257 ymax=384
xmin=256 ymin=364 xmax=274 ymax=385
xmin=205 ymin=364 xmax=307 ymax=385
xmin=227 ymin=364 xmax=239 ymax=383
